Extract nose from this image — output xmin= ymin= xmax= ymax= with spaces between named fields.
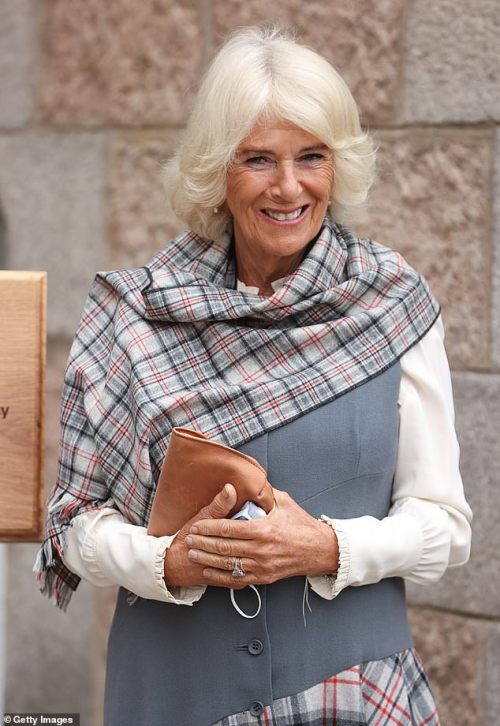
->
xmin=270 ymin=160 xmax=302 ymax=201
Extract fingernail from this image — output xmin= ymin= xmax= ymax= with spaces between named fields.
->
xmin=188 ymin=550 xmax=198 ymax=560
xmin=223 ymin=483 xmax=231 ymax=498
xmin=185 ymin=536 xmax=193 ymax=546
xmin=190 ymin=525 xmax=198 ymax=534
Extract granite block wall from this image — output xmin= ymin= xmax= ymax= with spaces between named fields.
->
xmin=1 ymin=1 xmax=498 ymax=724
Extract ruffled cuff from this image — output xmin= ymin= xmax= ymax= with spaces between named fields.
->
xmin=153 ymin=534 xmax=207 ymax=605
xmin=308 ymin=509 xmax=430 ymax=593
xmin=68 ymin=509 xmax=207 ymax=605
xmin=329 ymin=513 xmax=424 ymax=587
xmin=307 ymin=515 xmax=350 ymax=600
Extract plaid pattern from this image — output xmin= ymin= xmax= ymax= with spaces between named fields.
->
xmin=35 ymin=218 xmax=440 ymax=608
xmin=214 ymin=648 xmax=440 ymax=725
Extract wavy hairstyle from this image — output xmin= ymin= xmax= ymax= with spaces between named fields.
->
xmin=162 ymin=27 xmax=376 ymax=240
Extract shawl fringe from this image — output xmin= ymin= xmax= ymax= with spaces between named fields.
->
xmin=34 ymin=530 xmax=79 ymax=612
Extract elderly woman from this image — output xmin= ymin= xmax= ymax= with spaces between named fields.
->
xmin=35 ymin=27 xmax=472 ymax=726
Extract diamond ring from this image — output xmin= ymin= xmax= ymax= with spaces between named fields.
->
xmin=232 ymin=556 xmax=246 ymax=578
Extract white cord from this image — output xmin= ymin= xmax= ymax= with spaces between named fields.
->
xmin=230 ymin=585 xmax=262 ymax=618
xmin=229 ymin=501 xmax=266 ymax=618
xmin=302 ymin=575 xmax=313 ymax=626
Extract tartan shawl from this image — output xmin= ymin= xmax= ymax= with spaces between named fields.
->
xmin=35 ymin=217 xmax=440 ymax=609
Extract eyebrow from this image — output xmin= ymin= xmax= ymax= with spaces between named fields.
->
xmin=238 ymin=143 xmax=330 ymax=155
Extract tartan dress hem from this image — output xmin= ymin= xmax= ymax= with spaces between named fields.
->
xmin=213 ymin=648 xmax=440 ymax=726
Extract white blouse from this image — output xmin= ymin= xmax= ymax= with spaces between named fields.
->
xmin=60 ymin=280 xmax=473 ymax=606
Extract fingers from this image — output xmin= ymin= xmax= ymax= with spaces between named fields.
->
xmin=200 ymin=567 xmax=257 ymax=589
xmin=187 ymin=534 xmax=252 ymax=558
xmin=190 ymin=517 xmax=258 ymax=539
xmin=188 ymin=548 xmax=255 ymax=574
xmin=205 ymin=482 xmax=237 ymax=519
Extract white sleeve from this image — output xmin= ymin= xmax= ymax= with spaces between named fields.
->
xmin=61 ymin=507 xmax=207 ymax=605
xmin=308 ymin=313 xmax=473 ymax=600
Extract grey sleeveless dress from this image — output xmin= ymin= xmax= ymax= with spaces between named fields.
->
xmin=104 ymin=362 xmax=440 ymax=725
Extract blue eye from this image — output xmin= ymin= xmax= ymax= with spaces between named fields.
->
xmin=246 ymin=156 xmax=271 ymax=166
xmin=299 ymin=153 xmax=325 ymax=163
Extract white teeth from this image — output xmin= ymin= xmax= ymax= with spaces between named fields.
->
xmin=264 ymin=207 xmax=304 ymax=221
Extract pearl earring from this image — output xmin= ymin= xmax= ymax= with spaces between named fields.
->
xmin=213 ymin=206 xmax=219 ymax=214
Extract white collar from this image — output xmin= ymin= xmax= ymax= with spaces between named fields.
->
xmin=236 ymin=275 xmax=290 ymax=294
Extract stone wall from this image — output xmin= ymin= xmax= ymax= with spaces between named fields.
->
xmin=1 ymin=1 xmax=498 ymax=724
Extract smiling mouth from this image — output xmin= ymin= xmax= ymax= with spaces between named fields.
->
xmin=261 ymin=205 xmax=308 ymax=221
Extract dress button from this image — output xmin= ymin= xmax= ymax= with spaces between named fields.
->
xmin=249 ymin=701 xmax=264 ymax=717
xmin=248 ymin=639 xmax=264 ymax=656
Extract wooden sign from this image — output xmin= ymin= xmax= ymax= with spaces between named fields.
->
xmin=0 ymin=271 xmax=46 ymax=541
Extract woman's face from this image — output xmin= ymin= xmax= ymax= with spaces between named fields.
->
xmin=226 ymin=119 xmax=334 ymax=264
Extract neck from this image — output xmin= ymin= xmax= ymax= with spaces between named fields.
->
xmin=234 ymin=247 xmax=303 ymax=296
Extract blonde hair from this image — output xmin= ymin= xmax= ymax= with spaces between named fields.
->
xmin=162 ymin=26 xmax=376 ymax=240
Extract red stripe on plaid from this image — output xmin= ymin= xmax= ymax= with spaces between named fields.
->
xmin=362 ymin=673 xmax=411 ymax=724
xmin=213 ymin=649 xmax=439 ymax=725
xmin=421 ymin=709 xmax=439 ymax=725
xmin=36 ymin=218 xmax=440 ymax=610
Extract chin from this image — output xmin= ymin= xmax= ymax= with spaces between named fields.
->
xmin=265 ymin=225 xmax=318 ymax=245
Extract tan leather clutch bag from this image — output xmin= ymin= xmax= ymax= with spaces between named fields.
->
xmin=147 ymin=427 xmax=275 ymax=536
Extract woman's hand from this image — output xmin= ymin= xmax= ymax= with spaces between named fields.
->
xmin=183 ymin=484 xmax=339 ymax=590
xmin=163 ymin=483 xmax=239 ymax=589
